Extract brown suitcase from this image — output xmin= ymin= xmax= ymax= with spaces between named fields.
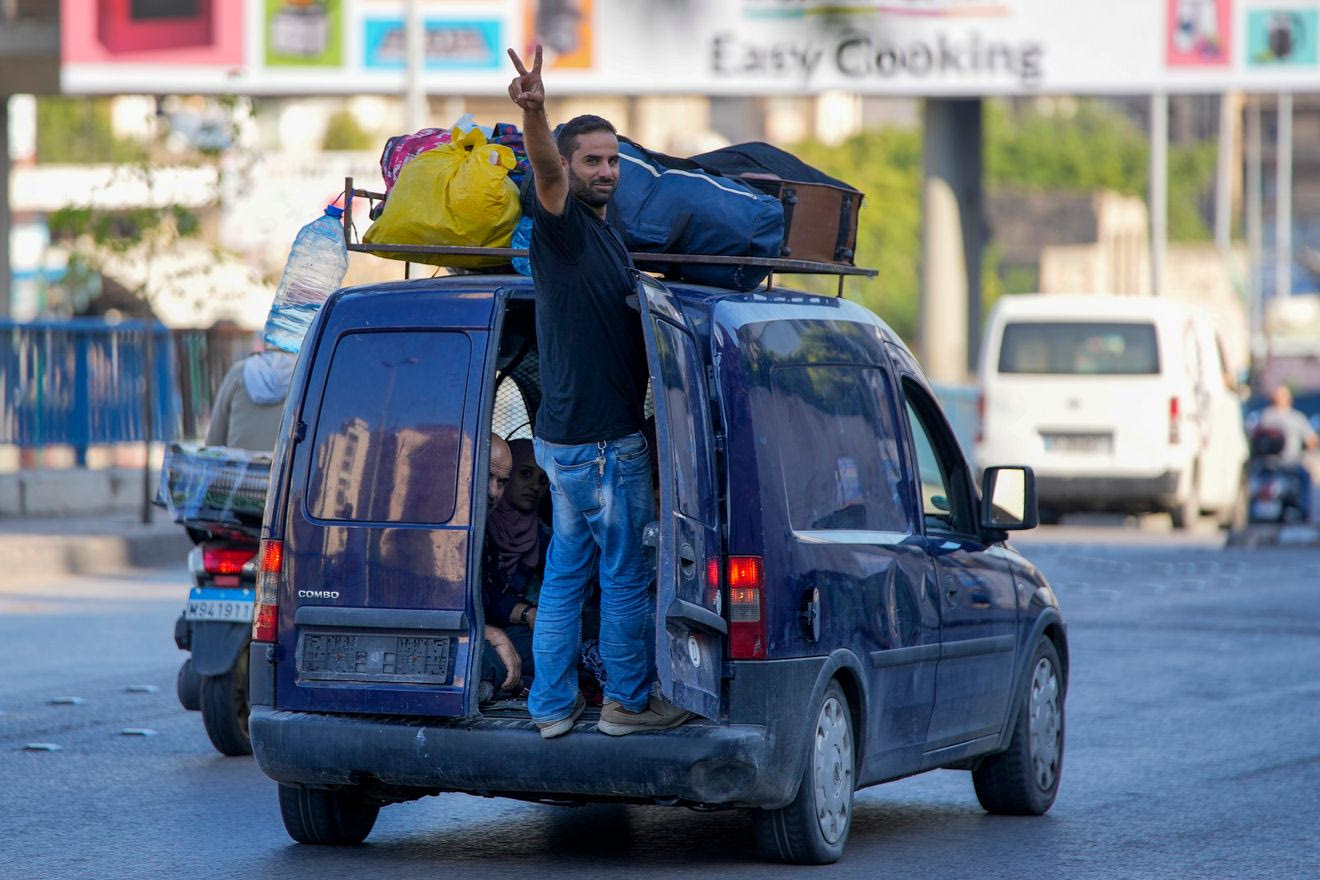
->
xmin=739 ymin=174 xmax=862 ymax=265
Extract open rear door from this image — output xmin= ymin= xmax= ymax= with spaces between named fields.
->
xmin=635 ymin=274 xmax=725 ymax=720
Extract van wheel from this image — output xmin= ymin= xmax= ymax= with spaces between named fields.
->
xmin=278 ymin=784 xmax=380 ymax=845
xmin=200 ymin=650 xmax=251 ymax=756
xmin=1220 ymin=478 xmax=1248 ymax=531
xmin=176 ymin=659 xmax=201 ymax=712
xmin=1171 ymin=468 xmax=1200 ymax=530
xmin=973 ymin=637 xmax=1064 ymax=815
xmin=754 ymin=680 xmax=854 ymax=865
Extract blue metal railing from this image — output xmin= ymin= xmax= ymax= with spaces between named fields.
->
xmin=0 ymin=319 xmax=252 ymax=449
xmin=1 ymin=318 xmax=180 ymax=446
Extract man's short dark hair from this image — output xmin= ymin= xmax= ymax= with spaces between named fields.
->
xmin=556 ymin=114 xmax=617 ymax=160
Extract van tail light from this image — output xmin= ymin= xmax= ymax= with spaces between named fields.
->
xmin=728 ymin=555 xmax=766 ymax=660
xmin=1168 ymin=395 xmax=1180 ymax=444
xmin=202 ymin=546 xmax=256 ymax=576
xmin=975 ymin=392 xmax=985 ymax=445
xmin=705 ymin=556 xmax=722 ymax=611
xmin=252 ymin=539 xmax=283 ymax=643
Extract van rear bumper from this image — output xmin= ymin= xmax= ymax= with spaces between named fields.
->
xmin=250 ymin=706 xmax=782 ymax=807
xmin=1035 ymin=470 xmax=1181 ymax=509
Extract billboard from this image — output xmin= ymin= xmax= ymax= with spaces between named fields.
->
xmin=59 ymin=0 xmax=1320 ymax=96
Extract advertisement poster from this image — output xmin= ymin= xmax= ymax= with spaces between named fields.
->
xmin=1167 ymin=0 xmax=1232 ymax=66
xmin=362 ymin=17 xmax=504 ymax=70
xmin=265 ymin=0 xmax=344 ymax=67
xmin=61 ymin=0 xmax=244 ymax=65
xmin=524 ymin=0 xmax=594 ymax=70
xmin=1246 ymin=7 xmax=1319 ymax=65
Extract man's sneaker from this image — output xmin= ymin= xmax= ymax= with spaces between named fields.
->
xmin=596 ymin=696 xmax=692 ymax=736
xmin=535 ymin=694 xmax=586 ymax=739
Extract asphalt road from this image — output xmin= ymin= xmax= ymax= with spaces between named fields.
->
xmin=2 ymin=524 xmax=1318 ymax=879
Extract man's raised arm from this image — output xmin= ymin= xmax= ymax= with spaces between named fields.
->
xmin=507 ymin=46 xmax=568 ymax=216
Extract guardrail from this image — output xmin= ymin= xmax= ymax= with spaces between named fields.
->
xmin=0 ymin=319 xmax=250 ymax=454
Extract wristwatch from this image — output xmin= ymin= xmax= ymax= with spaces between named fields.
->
xmin=519 ymin=604 xmax=534 ymax=626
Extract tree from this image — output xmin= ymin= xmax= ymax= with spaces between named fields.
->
xmin=42 ymin=96 xmax=254 ymax=522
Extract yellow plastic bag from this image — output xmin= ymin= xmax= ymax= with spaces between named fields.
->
xmin=363 ymin=126 xmax=521 ymax=268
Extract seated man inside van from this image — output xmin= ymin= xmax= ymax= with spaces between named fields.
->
xmin=480 ymin=434 xmax=525 ymax=700
xmin=481 ymin=438 xmax=548 ymax=699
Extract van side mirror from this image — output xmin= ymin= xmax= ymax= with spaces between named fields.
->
xmin=980 ymin=466 xmax=1038 ymax=531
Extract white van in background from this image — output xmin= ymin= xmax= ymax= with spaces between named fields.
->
xmin=976 ymin=294 xmax=1248 ymax=529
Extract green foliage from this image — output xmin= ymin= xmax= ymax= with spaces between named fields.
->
xmin=784 ymin=99 xmax=1218 ymax=346
xmin=36 ymin=98 xmax=148 ymax=164
xmin=985 ymin=99 xmax=1214 ymax=241
xmin=790 ymin=129 xmax=923 ymax=342
xmin=322 ymin=109 xmax=375 ymax=151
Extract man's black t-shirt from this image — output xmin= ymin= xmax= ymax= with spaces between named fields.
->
xmin=529 ymin=194 xmax=647 ymax=445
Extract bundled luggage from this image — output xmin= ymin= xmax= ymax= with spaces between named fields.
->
xmin=157 ymin=443 xmax=271 ymax=535
xmin=692 ymin=142 xmax=864 ymax=265
xmin=363 ymin=126 xmax=522 ymax=268
xmin=360 ymin=118 xmax=865 ymax=290
xmin=610 ymin=137 xmax=786 ymax=292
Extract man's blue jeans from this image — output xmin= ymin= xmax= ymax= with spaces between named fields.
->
xmin=530 ymin=432 xmax=655 ymax=723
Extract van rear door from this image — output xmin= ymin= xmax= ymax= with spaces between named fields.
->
xmin=272 ymin=286 xmax=497 ymax=719
xmin=635 ymin=274 xmax=725 ymax=720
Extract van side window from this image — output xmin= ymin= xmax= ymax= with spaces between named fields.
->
xmin=764 ymin=364 xmax=908 ymax=532
xmin=306 ymin=331 xmax=469 ymax=525
xmin=902 ymin=381 xmax=973 ymax=535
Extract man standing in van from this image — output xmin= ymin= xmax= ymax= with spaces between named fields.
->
xmin=507 ymin=45 xmax=690 ymax=738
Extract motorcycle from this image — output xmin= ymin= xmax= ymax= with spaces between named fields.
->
xmin=1246 ymin=425 xmax=1309 ymax=524
xmin=173 ymin=523 xmax=258 ymax=756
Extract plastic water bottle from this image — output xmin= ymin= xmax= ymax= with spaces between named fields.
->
xmin=263 ymin=204 xmax=349 ymax=354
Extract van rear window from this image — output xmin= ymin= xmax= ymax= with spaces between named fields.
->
xmin=306 ymin=331 xmax=470 ymax=525
xmin=998 ymin=321 xmax=1159 ymax=375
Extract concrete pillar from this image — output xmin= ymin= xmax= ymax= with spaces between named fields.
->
xmin=1 ymin=94 xmax=9 ymax=319
xmin=1150 ymin=92 xmax=1168 ymax=297
xmin=1276 ymin=92 xmax=1293 ymax=301
xmin=920 ymin=98 xmax=982 ymax=382
xmin=1246 ymin=96 xmax=1263 ymax=337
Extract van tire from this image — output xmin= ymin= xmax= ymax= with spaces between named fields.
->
xmin=200 ymin=650 xmax=251 ymax=756
xmin=973 ymin=637 xmax=1064 ymax=815
xmin=753 ymin=680 xmax=854 ymax=865
xmin=278 ymin=784 xmax=380 ymax=845
xmin=176 ymin=659 xmax=201 ymax=712
xmin=1171 ymin=467 xmax=1200 ymax=530
xmin=1220 ymin=477 xmax=1248 ymax=531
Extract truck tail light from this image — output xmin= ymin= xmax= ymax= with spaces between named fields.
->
xmin=252 ymin=539 xmax=283 ymax=643
xmin=201 ymin=546 xmax=256 ymax=576
xmin=1169 ymin=395 xmax=1180 ymax=444
xmin=728 ymin=555 xmax=766 ymax=660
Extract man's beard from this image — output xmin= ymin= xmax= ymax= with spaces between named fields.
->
xmin=569 ymin=171 xmax=615 ymax=208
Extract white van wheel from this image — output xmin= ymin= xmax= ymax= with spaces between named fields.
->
xmin=1171 ymin=466 xmax=1200 ymax=530
xmin=753 ymin=680 xmax=854 ymax=864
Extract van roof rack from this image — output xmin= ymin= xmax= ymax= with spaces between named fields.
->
xmin=340 ymin=178 xmax=876 ymax=296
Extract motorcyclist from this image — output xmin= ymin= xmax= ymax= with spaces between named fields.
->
xmin=206 ymin=340 xmax=297 ymax=449
xmin=1256 ymin=385 xmax=1319 ymax=520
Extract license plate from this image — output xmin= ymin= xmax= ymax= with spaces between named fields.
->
xmin=185 ymin=587 xmax=254 ymax=622
xmin=1042 ymin=432 xmax=1112 ymax=453
xmin=297 ymin=632 xmax=453 ymax=684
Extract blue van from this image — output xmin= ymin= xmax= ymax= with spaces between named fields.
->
xmin=249 ymin=271 xmax=1067 ymax=864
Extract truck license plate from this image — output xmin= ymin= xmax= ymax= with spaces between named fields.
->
xmin=185 ymin=587 xmax=254 ymax=622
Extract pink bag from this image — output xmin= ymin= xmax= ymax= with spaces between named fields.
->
xmin=379 ymin=128 xmax=452 ymax=194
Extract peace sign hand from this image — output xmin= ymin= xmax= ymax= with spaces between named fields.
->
xmin=507 ymin=46 xmax=545 ymax=112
